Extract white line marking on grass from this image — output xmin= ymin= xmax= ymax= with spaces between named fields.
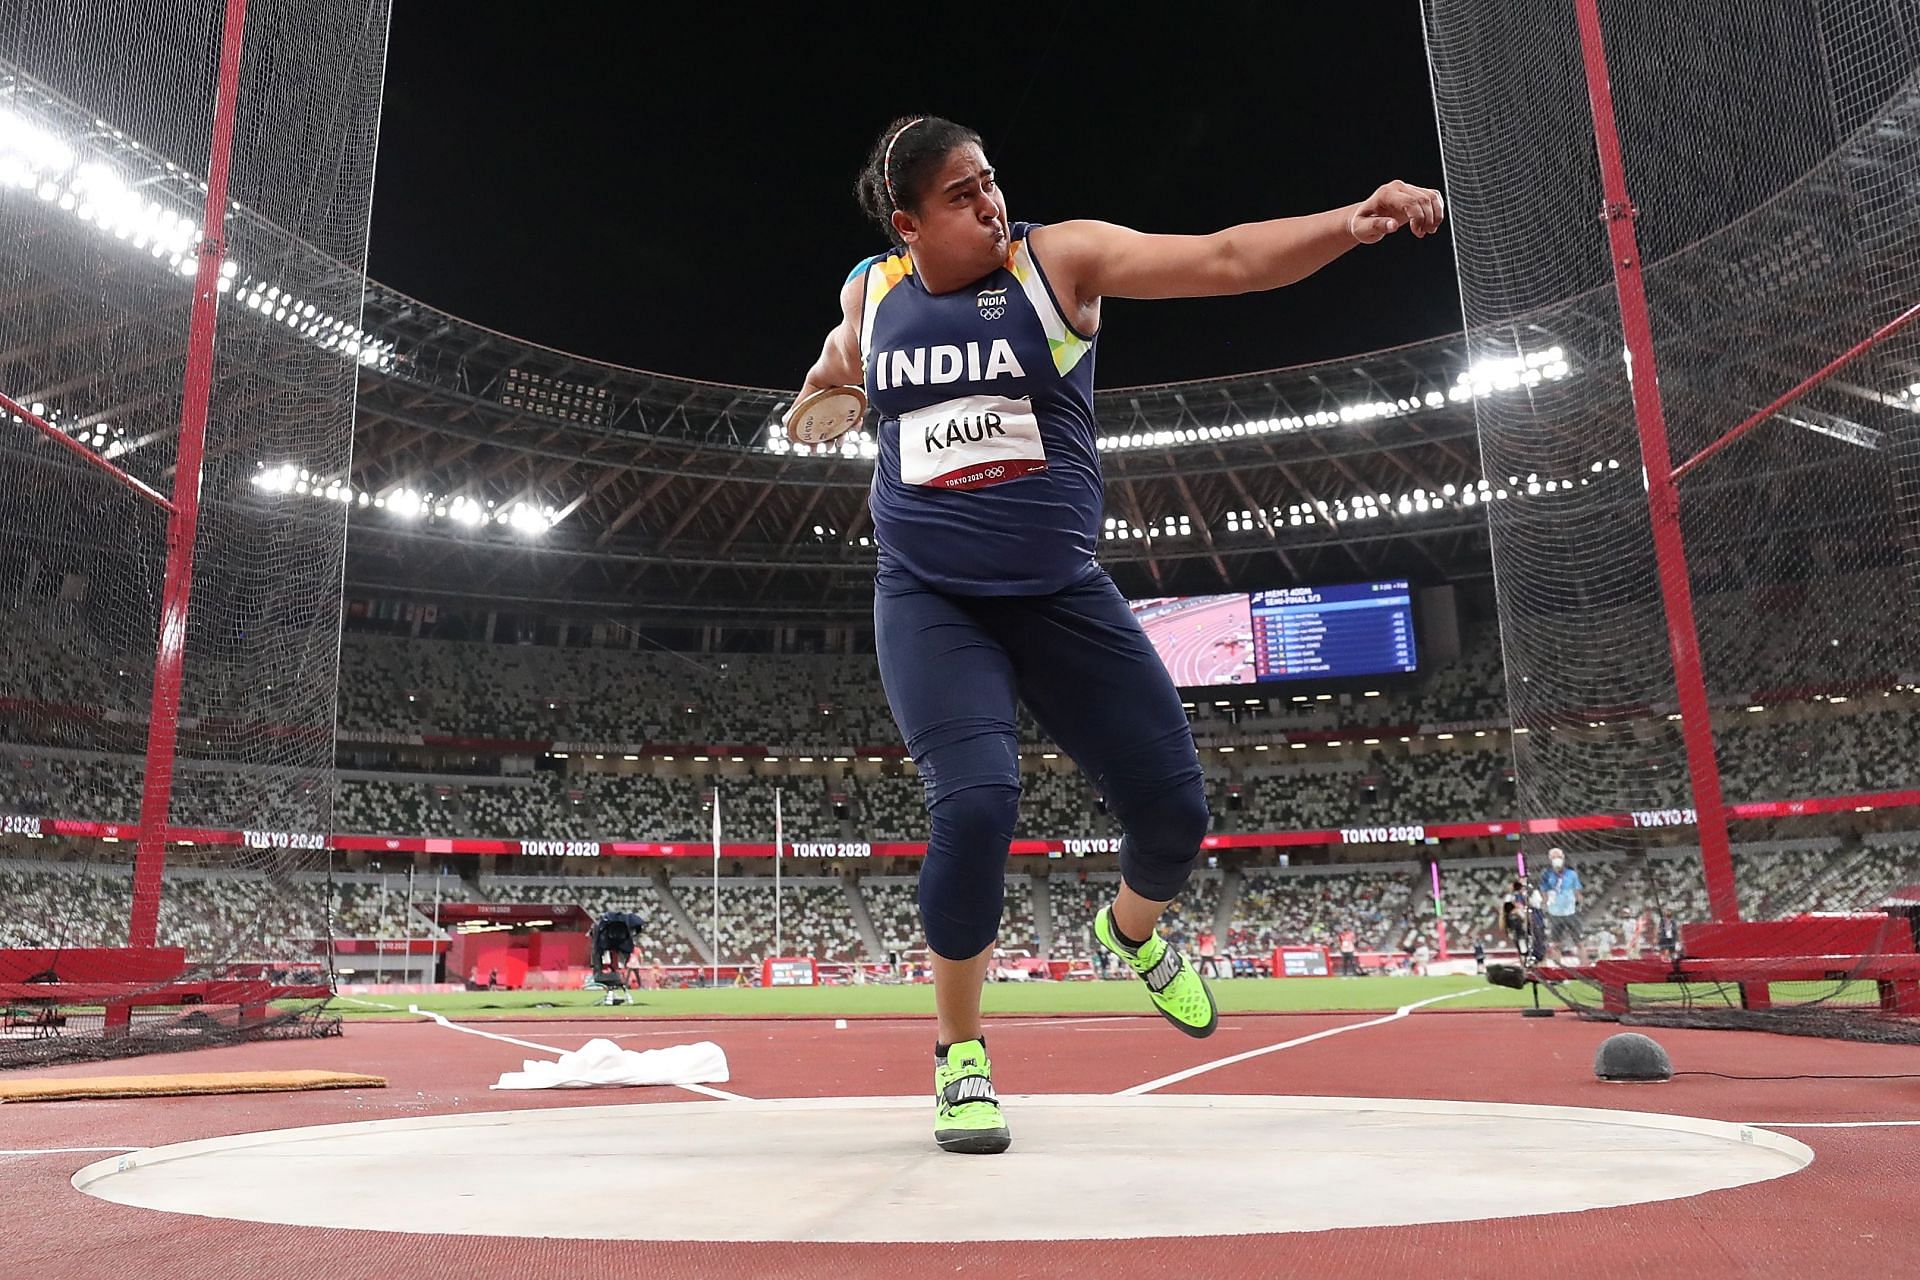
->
xmin=1117 ymin=991 xmax=1477 ymax=1096
xmin=0 ymin=1147 xmax=145 ymax=1155
xmin=331 ymin=995 xmax=403 ymax=1011
xmin=407 ymin=1006 xmax=748 ymax=1102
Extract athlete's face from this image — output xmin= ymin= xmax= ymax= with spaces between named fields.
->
xmin=895 ymin=142 xmax=1008 ymax=274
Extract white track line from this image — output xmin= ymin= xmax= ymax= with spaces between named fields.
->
xmin=407 ymin=1006 xmax=747 ymax=1102
xmin=1751 ymin=1119 xmax=1920 ymax=1128
xmin=331 ymin=995 xmax=403 ymax=1011
xmin=0 ymin=1147 xmax=144 ymax=1155
xmin=1117 ymin=991 xmax=1476 ymax=1096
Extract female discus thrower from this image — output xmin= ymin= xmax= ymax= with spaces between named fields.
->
xmin=791 ymin=116 xmax=1443 ymax=1154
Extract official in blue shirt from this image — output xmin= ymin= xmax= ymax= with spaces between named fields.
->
xmin=1539 ymin=847 xmax=1586 ymax=965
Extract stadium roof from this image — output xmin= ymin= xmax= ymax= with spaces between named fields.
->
xmin=342 ymin=283 xmax=1570 ymax=621
xmin=6 ymin=61 xmax=1916 ymax=627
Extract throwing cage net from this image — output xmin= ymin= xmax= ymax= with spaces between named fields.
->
xmin=1424 ymin=0 xmax=1920 ymax=1039
xmin=0 ymin=0 xmax=390 ymax=1065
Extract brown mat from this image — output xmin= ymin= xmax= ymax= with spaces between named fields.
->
xmin=0 ymin=1069 xmax=386 ymax=1103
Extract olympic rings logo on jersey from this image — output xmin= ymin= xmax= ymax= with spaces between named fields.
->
xmin=976 ymin=287 xmax=1008 ymax=321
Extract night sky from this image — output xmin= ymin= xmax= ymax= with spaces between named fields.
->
xmin=367 ymin=3 xmax=1460 ymax=390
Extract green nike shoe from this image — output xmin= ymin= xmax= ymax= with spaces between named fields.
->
xmin=1094 ymin=906 xmax=1219 ymax=1038
xmin=934 ymin=1038 xmax=1012 ymax=1155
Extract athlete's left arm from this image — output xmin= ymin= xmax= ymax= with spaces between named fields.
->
xmin=1036 ymin=180 xmax=1443 ymax=303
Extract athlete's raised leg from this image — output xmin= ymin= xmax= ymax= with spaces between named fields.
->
xmin=1001 ymin=568 xmax=1217 ymax=1035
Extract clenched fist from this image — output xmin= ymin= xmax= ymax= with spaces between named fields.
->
xmin=1349 ymin=180 xmax=1446 ymax=243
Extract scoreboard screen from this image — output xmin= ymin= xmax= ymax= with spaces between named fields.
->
xmin=763 ymin=957 xmax=817 ymax=987
xmin=1131 ymin=581 xmax=1418 ymax=688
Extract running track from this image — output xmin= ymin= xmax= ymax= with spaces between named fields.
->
xmin=1138 ymin=596 xmax=1252 ymax=687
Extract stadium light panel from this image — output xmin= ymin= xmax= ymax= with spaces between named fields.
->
xmin=763 ymin=347 xmax=1573 ymax=459
xmin=11 ymin=103 xmax=397 ymax=377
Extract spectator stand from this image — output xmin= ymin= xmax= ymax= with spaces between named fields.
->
xmin=1232 ymin=861 xmax=1420 ymax=973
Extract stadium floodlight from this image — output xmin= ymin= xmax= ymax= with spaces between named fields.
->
xmin=762 ymin=347 xmax=1574 ymax=458
xmin=509 ymin=501 xmax=560 ymax=533
xmin=446 ymin=496 xmax=486 ymax=527
xmin=0 ymin=106 xmax=75 ymax=176
xmin=11 ymin=100 xmax=398 ymax=376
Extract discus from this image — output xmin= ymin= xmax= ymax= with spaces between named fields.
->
xmin=785 ymin=385 xmax=867 ymax=445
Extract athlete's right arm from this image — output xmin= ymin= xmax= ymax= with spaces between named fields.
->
xmin=795 ymin=273 xmax=866 ymax=406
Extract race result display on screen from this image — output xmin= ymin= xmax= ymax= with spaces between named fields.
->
xmin=1130 ymin=580 xmax=1417 ymax=688
xmin=1249 ymin=581 xmax=1417 ymax=681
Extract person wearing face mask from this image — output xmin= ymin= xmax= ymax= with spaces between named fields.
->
xmin=1539 ymin=847 xmax=1586 ymax=965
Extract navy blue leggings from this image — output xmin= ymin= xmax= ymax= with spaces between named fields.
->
xmin=875 ymin=563 xmax=1209 ymax=960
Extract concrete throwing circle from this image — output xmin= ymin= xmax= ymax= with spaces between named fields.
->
xmin=74 ymin=1094 xmax=1811 ymax=1242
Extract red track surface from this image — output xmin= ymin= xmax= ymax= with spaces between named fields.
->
xmin=1139 ymin=596 xmax=1254 ymax=687
xmin=4 ymin=1011 xmax=1918 ymax=1278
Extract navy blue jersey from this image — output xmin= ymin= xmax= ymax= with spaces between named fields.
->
xmin=854 ymin=222 xmax=1102 ymax=594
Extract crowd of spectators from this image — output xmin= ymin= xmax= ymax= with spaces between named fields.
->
xmin=10 ymin=836 xmax=1920 ymax=975
xmin=0 ymin=860 xmax=437 ymax=957
xmin=6 ymin=571 xmax=1910 ymax=757
xmin=5 ymin=581 xmax=1920 ymax=980
xmin=1230 ymin=865 xmax=1417 ymax=954
xmin=4 ymin=698 xmax=1919 ymax=855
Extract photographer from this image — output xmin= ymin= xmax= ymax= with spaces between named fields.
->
xmin=1496 ymin=877 xmax=1533 ymax=965
xmin=589 ymin=910 xmax=646 ymax=1006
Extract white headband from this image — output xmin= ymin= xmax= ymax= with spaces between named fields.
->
xmin=882 ymin=118 xmax=926 ymax=209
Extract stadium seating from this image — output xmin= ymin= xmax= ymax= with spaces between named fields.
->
xmin=860 ymin=876 xmax=922 ymax=957
xmin=1231 ymin=865 xmax=1419 ymax=953
xmin=474 ymin=873 xmax=697 ymax=965
xmin=0 ymin=860 xmax=446 ymax=957
xmin=692 ymin=877 xmax=865 ymax=965
xmin=7 ymin=700 xmax=1920 ymax=846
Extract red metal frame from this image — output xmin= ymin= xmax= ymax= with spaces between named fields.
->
xmin=1672 ymin=300 xmax=1920 ymax=482
xmin=1573 ymin=0 xmax=1741 ymax=923
xmin=0 ymin=392 xmax=176 ymax=512
xmin=128 ymin=0 xmax=251 ymax=948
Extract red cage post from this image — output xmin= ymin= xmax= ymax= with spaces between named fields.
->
xmin=1572 ymin=0 xmax=1741 ymax=923
xmin=128 ymin=0 xmax=251 ymax=948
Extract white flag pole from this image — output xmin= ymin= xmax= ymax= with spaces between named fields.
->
xmin=711 ymin=783 xmax=721 ymax=987
xmin=774 ymin=787 xmax=784 ymax=958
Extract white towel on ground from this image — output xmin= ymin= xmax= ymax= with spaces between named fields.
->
xmin=492 ymin=1037 xmax=730 ymax=1090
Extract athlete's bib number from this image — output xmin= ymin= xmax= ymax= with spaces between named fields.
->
xmin=898 ymin=394 xmax=1047 ymax=491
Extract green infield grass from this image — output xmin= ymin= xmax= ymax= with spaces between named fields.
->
xmin=325 ymin=975 xmax=1537 ymax=1019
